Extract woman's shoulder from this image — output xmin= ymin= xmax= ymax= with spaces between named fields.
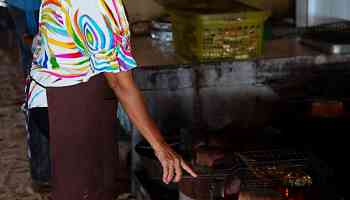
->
xmin=40 ymin=0 xmax=125 ymax=13
xmin=67 ymin=0 xmax=125 ymax=10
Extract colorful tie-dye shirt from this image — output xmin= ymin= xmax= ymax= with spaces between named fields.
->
xmin=27 ymin=0 xmax=137 ymax=108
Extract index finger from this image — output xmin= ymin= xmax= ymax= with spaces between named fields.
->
xmin=181 ymin=160 xmax=198 ymax=178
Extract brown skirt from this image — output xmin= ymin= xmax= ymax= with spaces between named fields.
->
xmin=47 ymin=74 xmax=119 ymax=200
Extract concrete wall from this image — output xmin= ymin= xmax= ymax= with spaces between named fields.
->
xmin=124 ymin=0 xmax=164 ymax=22
xmin=309 ymin=0 xmax=350 ymax=21
xmin=236 ymin=0 xmax=293 ymax=18
xmin=124 ymin=0 xmax=294 ymax=21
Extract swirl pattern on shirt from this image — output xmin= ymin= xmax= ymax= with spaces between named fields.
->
xmin=28 ymin=0 xmax=137 ymax=108
xmin=31 ymin=0 xmax=137 ymax=86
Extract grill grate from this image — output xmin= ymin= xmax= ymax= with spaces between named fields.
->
xmin=235 ymin=148 xmax=312 ymax=190
xmin=237 ymin=148 xmax=308 ymax=168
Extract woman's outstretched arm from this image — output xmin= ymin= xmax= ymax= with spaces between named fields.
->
xmin=104 ymin=71 xmax=198 ymax=184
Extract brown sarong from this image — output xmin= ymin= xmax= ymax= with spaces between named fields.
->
xmin=47 ymin=74 xmax=118 ymax=200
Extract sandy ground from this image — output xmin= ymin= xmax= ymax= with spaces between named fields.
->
xmin=0 ymin=30 xmax=51 ymax=200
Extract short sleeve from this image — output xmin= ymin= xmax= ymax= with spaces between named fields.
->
xmin=69 ymin=0 xmax=137 ymax=73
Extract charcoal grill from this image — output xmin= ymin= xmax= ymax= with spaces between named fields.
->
xmin=135 ymin=140 xmax=330 ymax=200
xmin=131 ymin=61 xmax=349 ymax=200
xmin=178 ymin=147 xmax=319 ymax=199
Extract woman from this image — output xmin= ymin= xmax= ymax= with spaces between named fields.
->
xmin=27 ymin=0 xmax=197 ymax=199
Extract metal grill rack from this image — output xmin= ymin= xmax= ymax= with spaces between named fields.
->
xmin=235 ymin=148 xmax=311 ymax=189
xmin=237 ymin=149 xmax=308 ymax=168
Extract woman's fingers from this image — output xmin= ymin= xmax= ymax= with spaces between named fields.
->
xmin=162 ymin=162 xmax=169 ymax=184
xmin=181 ymin=160 xmax=198 ymax=178
xmin=174 ymin=158 xmax=182 ymax=183
xmin=155 ymin=147 xmax=198 ymax=184
xmin=167 ymin=161 xmax=174 ymax=183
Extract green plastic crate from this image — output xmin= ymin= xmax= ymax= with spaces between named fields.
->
xmin=170 ymin=4 xmax=269 ymax=61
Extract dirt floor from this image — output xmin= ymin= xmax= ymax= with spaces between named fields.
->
xmin=0 ymin=29 xmax=51 ymax=200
